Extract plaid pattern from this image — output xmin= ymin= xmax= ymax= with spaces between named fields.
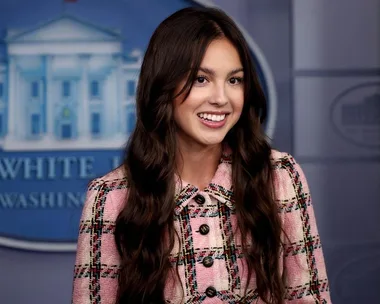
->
xmin=72 ymin=150 xmax=331 ymax=303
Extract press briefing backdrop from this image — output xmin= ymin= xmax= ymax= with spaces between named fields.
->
xmin=0 ymin=0 xmax=379 ymax=303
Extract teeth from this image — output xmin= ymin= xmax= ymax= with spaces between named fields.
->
xmin=198 ymin=113 xmax=226 ymax=122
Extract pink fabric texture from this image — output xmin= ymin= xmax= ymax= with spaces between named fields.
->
xmin=71 ymin=150 xmax=331 ymax=303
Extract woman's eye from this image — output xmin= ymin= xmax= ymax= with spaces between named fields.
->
xmin=196 ymin=76 xmax=207 ymax=84
xmin=229 ymin=77 xmax=243 ymax=85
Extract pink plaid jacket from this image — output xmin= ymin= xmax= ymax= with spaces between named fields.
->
xmin=72 ymin=150 xmax=331 ymax=303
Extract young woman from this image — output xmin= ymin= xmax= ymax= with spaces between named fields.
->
xmin=72 ymin=7 xmax=331 ymax=304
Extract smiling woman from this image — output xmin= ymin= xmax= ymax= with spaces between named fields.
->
xmin=174 ymin=38 xmax=244 ymax=153
xmin=72 ymin=6 xmax=331 ymax=304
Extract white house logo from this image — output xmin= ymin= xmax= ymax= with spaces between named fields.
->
xmin=0 ymin=0 xmax=277 ymax=252
xmin=330 ymin=82 xmax=380 ymax=149
xmin=0 ymin=15 xmax=141 ymax=151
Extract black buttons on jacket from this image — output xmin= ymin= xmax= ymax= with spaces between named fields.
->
xmin=199 ymin=224 xmax=210 ymax=235
xmin=202 ymin=256 xmax=214 ymax=268
xmin=205 ymin=286 xmax=217 ymax=298
xmin=194 ymin=194 xmax=205 ymax=205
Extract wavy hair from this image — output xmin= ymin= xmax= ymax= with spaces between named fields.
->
xmin=114 ymin=7 xmax=284 ymax=304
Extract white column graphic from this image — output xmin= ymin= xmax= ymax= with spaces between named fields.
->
xmin=7 ymin=56 xmax=16 ymax=140
xmin=115 ymin=55 xmax=123 ymax=135
xmin=17 ymin=64 xmax=25 ymax=139
xmin=45 ymin=55 xmax=54 ymax=139
xmin=104 ymin=72 xmax=112 ymax=136
xmin=107 ymin=66 xmax=118 ymax=137
xmin=80 ymin=55 xmax=90 ymax=138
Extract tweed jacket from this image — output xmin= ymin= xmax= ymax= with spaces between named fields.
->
xmin=71 ymin=149 xmax=331 ymax=304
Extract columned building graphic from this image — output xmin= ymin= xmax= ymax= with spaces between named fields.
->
xmin=0 ymin=14 xmax=141 ymax=150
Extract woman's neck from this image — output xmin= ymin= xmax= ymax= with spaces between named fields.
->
xmin=176 ymin=141 xmax=222 ymax=190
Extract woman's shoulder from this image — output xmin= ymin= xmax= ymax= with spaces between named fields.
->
xmin=270 ymin=149 xmax=303 ymax=171
xmin=81 ymin=166 xmax=129 ymax=222
xmin=270 ymin=149 xmax=294 ymax=164
xmin=269 ymin=149 xmax=310 ymax=199
xmin=89 ymin=165 xmax=129 ymax=188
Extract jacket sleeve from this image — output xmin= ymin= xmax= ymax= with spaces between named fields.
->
xmin=278 ymin=154 xmax=332 ymax=303
xmin=71 ymin=179 xmax=120 ymax=304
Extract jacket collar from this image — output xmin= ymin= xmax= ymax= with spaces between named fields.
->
xmin=173 ymin=144 xmax=235 ymax=215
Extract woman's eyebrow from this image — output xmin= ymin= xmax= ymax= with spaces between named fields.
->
xmin=198 ymin=67 xmax=244 ymax=77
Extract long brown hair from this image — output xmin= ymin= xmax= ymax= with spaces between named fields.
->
xmin=114 ymin=7 xmax=284 ymax=304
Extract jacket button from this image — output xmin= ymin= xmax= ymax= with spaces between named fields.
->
xmin=202 ymin=256 xmax=214 ymax=268
xmin=194 ymin=194 xmax=205 ymax=205
xmin=205 ymin=286 xmax=217 ymax=298
xmin=199 ymin=224 xmax=210 ymax=235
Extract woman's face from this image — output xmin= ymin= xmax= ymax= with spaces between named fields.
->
xmin=174 ymin=38 xmax=244 ymax=149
